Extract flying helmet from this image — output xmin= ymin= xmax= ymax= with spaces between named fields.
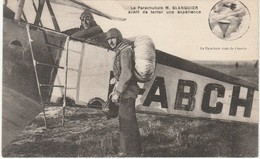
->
xmin=80 ymin=11 xmax=94 ymax=20
xmin=105 ymin=28 xmax=123 ymax=44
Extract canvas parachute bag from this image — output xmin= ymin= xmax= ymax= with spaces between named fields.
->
xmin=132 ymin=35 xmax=156 ymax=82
xmin=112 ymin=35 xmax=156 ymax=82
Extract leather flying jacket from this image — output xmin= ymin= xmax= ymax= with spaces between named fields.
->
xmin=113 ymin=42 xmax=139 ymax=99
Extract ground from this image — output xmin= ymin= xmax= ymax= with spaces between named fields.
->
xmin=2 ymin=106 xmax=258 ymax=157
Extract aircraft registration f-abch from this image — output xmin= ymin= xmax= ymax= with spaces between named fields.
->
xmin=2 ymin=0 xmax=258 ymax=149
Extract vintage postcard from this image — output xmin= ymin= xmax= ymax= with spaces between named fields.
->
xmin=2 ymin=0 xmax=258 ymax=157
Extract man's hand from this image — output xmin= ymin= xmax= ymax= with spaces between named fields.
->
xmin=110 ymin=90 xmax=121 ymax=103
xmin=111 ymin=93 xmax=120 ymax=103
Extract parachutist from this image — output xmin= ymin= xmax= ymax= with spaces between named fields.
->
xmin=106 ymin=28 xmax=142 ymax=157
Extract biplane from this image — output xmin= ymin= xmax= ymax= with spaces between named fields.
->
xmin=2 ymin=0 xmax=258 ymax=149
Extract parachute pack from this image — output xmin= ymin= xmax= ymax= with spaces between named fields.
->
xmin=133 ymin=36 xmax=156 ymax=82
xmin=119 ymin=36 xmax=156 ymax=83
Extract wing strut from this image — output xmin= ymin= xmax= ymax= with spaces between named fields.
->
xmin=14 ymin=0 xmax=25 ymax=21
xmin=46 ymin=0 xmax=60 ymax=31
xmin=34 ymin=0 xmax=46 ymax=26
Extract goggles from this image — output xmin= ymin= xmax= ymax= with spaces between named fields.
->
xmin=80 ymin=16 xmax=92 ymax=21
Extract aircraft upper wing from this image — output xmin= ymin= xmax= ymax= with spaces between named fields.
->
xmin=49 ymin=0 xmax=126 ymax=21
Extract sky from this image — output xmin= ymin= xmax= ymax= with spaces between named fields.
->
xmin=4 ymin=0 xmax=259 ymax=61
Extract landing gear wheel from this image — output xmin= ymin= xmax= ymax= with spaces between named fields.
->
xmin=56 ymin=96 xmax=76 ymax=107
xmin=87 ymin=97 xmax=105 ymax=109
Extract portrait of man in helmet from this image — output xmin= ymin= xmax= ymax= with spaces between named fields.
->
xmin=63 ymin=11 xmax=103 ymax=39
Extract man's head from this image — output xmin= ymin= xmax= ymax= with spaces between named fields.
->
xmin=106 ymin=28 xmax=123 ymax=50
xmin=80 ymin=11 xmax=94 ymax=29
xmin=230 ymin=3 xmax=237 ymax=10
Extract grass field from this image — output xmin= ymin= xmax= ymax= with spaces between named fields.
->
xmin=2 ymin=61 xmax=258 ymax=157
xmin=2 ymin=106 xmax=258 ymax=157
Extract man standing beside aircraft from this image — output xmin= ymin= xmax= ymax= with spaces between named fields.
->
xmin=106 ymin=28 xmax=142 ymax=157
xmin=63 ymin=11 xmax=103 ymax=38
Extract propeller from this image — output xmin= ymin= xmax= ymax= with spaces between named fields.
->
xmin=49 ymin=0 xmax=126 ymax=21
